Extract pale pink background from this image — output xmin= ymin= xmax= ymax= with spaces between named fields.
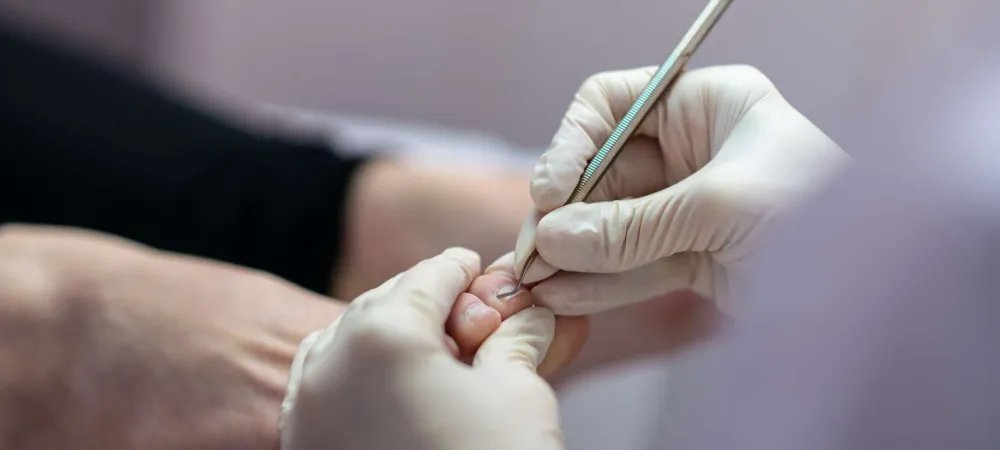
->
xmin=1 ymin=0 xmax=892 ymax=147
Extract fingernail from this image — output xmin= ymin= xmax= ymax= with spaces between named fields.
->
xmin=495 ymin=284 xmax=519 ymax=302
xmin=464 ymin=302 xmax=494 ymax=323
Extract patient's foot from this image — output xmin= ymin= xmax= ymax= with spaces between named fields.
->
xmin=444 ymin=273 xmax=588 ymax=377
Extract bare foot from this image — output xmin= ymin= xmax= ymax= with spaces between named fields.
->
xmin=444 ymin=273 xmax=589 ymax=377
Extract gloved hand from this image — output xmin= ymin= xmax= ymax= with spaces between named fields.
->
xmin=280 ymin=248 xmax=565 ymax=450
xmin=514 ymin=65 xmax=849 ymax=314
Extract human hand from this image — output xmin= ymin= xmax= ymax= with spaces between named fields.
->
xmin=443 ymin=267 xmax=589 ymax=378
xmin=280 ymin=248 xmax=565 ymax=450
xmin=516 ymin=65 xmax=850 ymax=314
xmin=0 ymin=224 xmax=345 ymax=450
xmin=481 ymin=253 xmax=719 ymax=385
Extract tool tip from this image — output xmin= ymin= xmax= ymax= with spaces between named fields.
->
xmin=495 ymin=286 xmax=520 ymax=299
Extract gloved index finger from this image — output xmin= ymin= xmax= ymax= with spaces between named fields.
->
xmin=531 ymin=66 xmax=660 ymax=212
xmin=510 ymin=212 xmax=560 ymax=285
xmin=474 ymin=307 xmax=556 ymax=372
xmin=390 ymin=247 xmax=482 ymax=327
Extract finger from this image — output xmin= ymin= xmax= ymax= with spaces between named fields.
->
xmin=585 ymin=137 xmax=668 ymax=203
xmin=467 ymin=270 xmax=569 ymax=370
xmin=530 ymin=253 xmax=714 ymax=316
xmin=535 ymin=182 xmax=719 ymax=273
xmin=445 ymin=292 xmax=501 ymax=357
xmin=474 ymin=307 xmax=556 ymax=372
xmin=444 ymin=335 xmax=461 ymax=359
xmin=512 ymin=210 xmax=560 ymax=284
xmin=390 ymin=247 xmax=482 ymax=326
xmin=484 ymin=251 xmax=518 ymax=277
xmin=537 ymin=315 xmax=590 ymax=378
xmin=531 ymin=66 xmax=661 ymax=211
xmin=467 ymin=274 xmax=534 ymax=319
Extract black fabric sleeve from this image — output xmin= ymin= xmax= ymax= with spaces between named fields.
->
xmin=0 ymin=26 xmax=368 ymax=295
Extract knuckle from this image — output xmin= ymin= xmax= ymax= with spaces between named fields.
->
xmin=404 ymin=289 xmax=444 ymax=323
xmin=421 ymin=253 xmax=475 ymax=285
xmin=580 ymin=72 xmax=608 ymax=92
xmin=683 ymin=64 xmax=777 ymax=99
xmin=450 ymin=257 xmax=477 ymax=288
xmin=402 ymin=283 xmax=437 ymax=307
xmin=580 ymin=67 xmax=655 ymax=92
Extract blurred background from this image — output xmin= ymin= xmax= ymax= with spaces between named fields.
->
xmin=0 ymin=0 xmax=891 ymax=148
xmin=0 ymin=1 xmax=950 ymax=448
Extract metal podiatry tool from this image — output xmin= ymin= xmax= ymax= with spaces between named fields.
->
xmin=496 ymin=0 xmax=734 ymax=299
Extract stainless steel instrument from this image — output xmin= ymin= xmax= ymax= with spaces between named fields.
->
xmin=497 ymin=0 xmax=734 ymax=299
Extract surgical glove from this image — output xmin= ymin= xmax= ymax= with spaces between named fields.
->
xmin=517 ymin=65 xmax=849 ymax=314
xmin=280 ymin=248 xmax=565 ymax=450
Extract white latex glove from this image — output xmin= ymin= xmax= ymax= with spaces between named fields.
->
xmin=279 ymin=248 xmax=565 ymax=450
xmin=515 ymin=65 xmax=849 ymax=314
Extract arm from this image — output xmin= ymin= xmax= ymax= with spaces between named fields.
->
xmin=0 ymin=25 xmax=365 ymax=295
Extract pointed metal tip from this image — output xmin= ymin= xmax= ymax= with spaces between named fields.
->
xmin=495 ymin=287 xmax=520 ymax=299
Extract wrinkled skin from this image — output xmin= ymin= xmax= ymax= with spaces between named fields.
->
xmin=0 ymin=225 xmax=344 ymax=450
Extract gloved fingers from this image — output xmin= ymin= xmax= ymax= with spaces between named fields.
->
xmin=530 ymin=254 xmax=709 ymax=316
xmin=445 ymin=292 xmax=501 ymax=359
xmin=537 ymin=315 xmax=590 ymax=379
xmin=586 ymin=137 xmax=669 ymax=203
xmin=511 ymin=212 xmax=560 ymax=284
xmin=484 ymin=257 xmax=588 ymax=377
xmin=535 ymin=183 xmax=707 ymax=273
xmin=443 ymin=272 xmax=539 ymax=359
xmin=516 ymin=136 xmax=667 ymax=282
xmin=389 ymin=247 xmax=482 ymax=327
xmin=531 ymin=66 xmax=661 ymax=211
xmin=473 ymin=306 xmax=556 ymax=373
xmin=484 ymin=251 xmax=518 ymax=276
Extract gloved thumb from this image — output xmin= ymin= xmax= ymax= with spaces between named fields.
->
xmin=534 ymin=180 xmax=711 ymax=273
xmin=474 ymin=307 xmax=556 ymax=372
